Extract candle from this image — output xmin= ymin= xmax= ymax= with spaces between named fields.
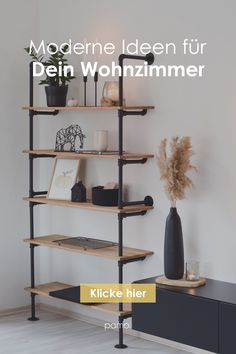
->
xmin=103 ymin=81 xmax=119 ymax=102
xmin=188 ymin=272 xmax=197 ymax=281
xmin=186 ymin=261 xmax=200 ymax=281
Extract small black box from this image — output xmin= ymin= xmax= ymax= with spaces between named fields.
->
xmin=92 ymin=186 xmax=118 ymax=206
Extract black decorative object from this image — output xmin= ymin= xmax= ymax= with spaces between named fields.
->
xmin=71 ymin=181 xmax=86 ymax=202
xmin=55 ymin=124 xmax=86 ymax=151
xmin=49 ymin=285 xmax=96 ymax=305
xmin=83 ymin=75 xmax=87 ymax=106
xmin=92 ymin=186 xmax=118 ymax=206
xmin=50 ymin=285 xmax=81 ymax=303
xmin=53 ymin=236 xmax=117 ymax=249
xmin=164 ymin=207 xmax=184 ymax=280
xmin=94 ymin=72 xmax=98 ymax=106
xmin=45 ymin=85 xmax=68 ymax=107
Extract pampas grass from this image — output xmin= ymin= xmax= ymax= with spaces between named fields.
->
xmin=156 ymin=137 xmax=196 ymax=207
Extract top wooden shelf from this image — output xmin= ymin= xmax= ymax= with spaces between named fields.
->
xmin=23 ymin=149 xmax=154 ymax=160
xmin=22 ymin=105 xmax=155 ymax=111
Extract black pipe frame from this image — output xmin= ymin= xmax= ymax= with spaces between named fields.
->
xmin=26 ymin=53 xmax=154 ymax=347
xmin=27 ymin=62 xmax=58 ymax=321
xmin=115 ymin=52 xmax=154 ymax=348
xmin=28 ymin=62 xmax=39 ymax=321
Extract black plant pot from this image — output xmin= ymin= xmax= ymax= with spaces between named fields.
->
xmin=164 ymin=207 xmax=184 ymax=279
xmin=45 ymin=85 xmax=68 ymax=107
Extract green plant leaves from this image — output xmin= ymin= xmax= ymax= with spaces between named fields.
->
xmin=24 ymin=44 xmax=75 ymax=86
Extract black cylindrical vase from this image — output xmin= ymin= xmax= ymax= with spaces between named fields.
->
xmin=164 ymin=207 xmax=184 ymax=279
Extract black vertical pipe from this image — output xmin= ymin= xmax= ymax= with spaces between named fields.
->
xmin=118 ymin=317 xmax=124 ymax=347
xmin=118 ymin=113 xmax=123 ymax=156
xmin=114 ymin=316 xmax=127 ymax=349
xmin=29 ymin=62 xmax=33 ymax=110
xmin=118 ymin=56 xmax=123 ymax=107
xmin=30 ymin=293 xmax=36 ymax=319
xmin=118 ymin=262 xmax=123 ymax=313
xmin=28 ymin=62 xmax=39 ymax=321
xmin=29 ymin=63 xmax=35 ymax=291
xmin=118 ymin=214 xmax=123 ymax=313
xmin=94 ymin=72 xmax=98 ymax=106
xmin=29 ymin=62 xmax=34 ymax=195
xmin=118 ymin=55 xmax=124 ymax=332
xmin=118 ymin=158 xmax=123 ymax=209
xmin=118 ymin=55 xmax=124 ymax=155
xmin=118 ymin=55 xmax=124 ymax=209
xmin=30 ymin=206 xmax=35 ymax=286
xmin=118 ymin=214 xmax=123 ymax=257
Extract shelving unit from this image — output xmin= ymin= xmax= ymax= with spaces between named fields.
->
xmin=23 ymin=52 xmax=155 ymax=349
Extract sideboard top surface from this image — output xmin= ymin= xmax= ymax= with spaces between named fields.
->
xmin=134 ymin=276 xmax=236 ymax=305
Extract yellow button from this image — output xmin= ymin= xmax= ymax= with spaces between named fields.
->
xmin=80 ymin=283 xmax=156 ymax=303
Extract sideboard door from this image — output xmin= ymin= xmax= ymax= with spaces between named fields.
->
xmin=132 ymin=288 xmax=219 ymax=352
xmin=219 ymin=303 xmax=236 ymax=354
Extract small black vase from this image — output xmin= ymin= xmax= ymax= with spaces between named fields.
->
xmin=164 ymin=207 xmax=184 ymax=279
xmin=45 ymin=85 xmax=68 ymax=107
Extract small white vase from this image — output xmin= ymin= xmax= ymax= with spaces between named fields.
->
xmin=94 ymin=130 xmax=108 ymax=151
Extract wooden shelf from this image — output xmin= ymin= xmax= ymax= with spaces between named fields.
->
xmin=23 ymin=196 xmax=154 ymax=214
xmin=23 ymin=149 xmax=154 ymax=160
xmin=24 ymin=282 xmax=131 ymax=316
xmin=24 ymin=234 xmax=154 ymax=261
xmin=22 ymin=105 xmax=154 ymax=111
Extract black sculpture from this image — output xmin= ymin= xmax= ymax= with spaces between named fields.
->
xmin=55 ymin=124 xmax=86 ymax=151
xmin=71 ymin=181 xmax=86 ymax=202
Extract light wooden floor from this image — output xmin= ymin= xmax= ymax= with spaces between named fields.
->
xmin=0 ymin=309 xmax=190 ymax=354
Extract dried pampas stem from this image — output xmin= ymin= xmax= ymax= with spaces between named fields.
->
xmin=156 ymin=136 xmax=196 ymax=206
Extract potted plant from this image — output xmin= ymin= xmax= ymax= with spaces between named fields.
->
xmin=156 ymin=137 xmax=196 ymax=279
xmin=25 ymin=44 xmax=75 ymax=106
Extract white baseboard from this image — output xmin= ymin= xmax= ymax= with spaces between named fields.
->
xmin=39 ymin=303 xmax=106 ymax=328
xmin=0 ymin=304 xmax=39 ymax=318
xmin=39 ymin=303 xmax=214 ymax=354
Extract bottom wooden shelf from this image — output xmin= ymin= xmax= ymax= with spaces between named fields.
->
xmin=25 ymin=282 xmax=132 ymax=317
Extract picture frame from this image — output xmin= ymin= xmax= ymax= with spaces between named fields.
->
xmin=47 ymin=157 xmax=81 ymax=200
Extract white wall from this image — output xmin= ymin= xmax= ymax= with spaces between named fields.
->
xmin=0 ymin=0 xmax=39 ymax=310
xmin=28 ymin=0 xmax=236 ymax=322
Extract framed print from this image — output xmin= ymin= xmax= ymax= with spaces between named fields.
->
xmin=47 ymin=157 xmax=81 ymax=200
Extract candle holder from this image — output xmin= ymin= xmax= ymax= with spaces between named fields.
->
xmin=186 ymin=261 xmax=200 ymax=281
xmin=94 ymin=72 xmax=98 ymax=106
xmin=101 ymin=81 xmax=119 ymax=106
xmin=83 ymin=75 xmax=87 ymax=106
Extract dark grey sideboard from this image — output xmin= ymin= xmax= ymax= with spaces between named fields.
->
xmin=132 ymin=276 xmax=236 ymax=353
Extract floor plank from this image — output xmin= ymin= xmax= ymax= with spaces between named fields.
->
xmin=0 ymin=309 xmax=190 ymax=354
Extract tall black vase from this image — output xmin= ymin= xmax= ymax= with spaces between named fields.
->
xmin=164 ymin=207 xmax=184 ymax=279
